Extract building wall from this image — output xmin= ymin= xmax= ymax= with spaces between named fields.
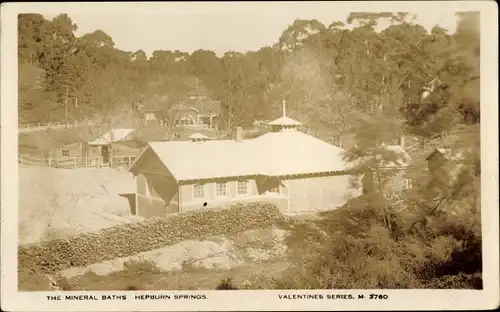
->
xmin=55 ymin=142 xmax=103 ymax=167
xmin=177 ymin=174 xmax=359 ymax=214
xmin=112 ymin=143 xmax=141 ymax=156
xmin=427 ymin=153 xmax=446 ymax=177
xmin=134 ymin=149 xmax=180 ymax=218
xmin=57 ymin=142 xmax=84 ymax=159
xmin=286 ymin=174 xmax=361 ymax=213
xmin=178 ymin=176 xmax=287 ymax=213
xmin=135 ymin=172 xmax=180 ymax=218
xmin=84 ymin=144 xmax=102 ymax=158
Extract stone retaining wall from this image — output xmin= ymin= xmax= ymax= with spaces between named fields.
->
xmin=19 ymin=203 xmax=283 ymax=274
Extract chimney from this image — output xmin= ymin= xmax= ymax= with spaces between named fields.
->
xmin=235 ymin=127 xmax=243 ymax=142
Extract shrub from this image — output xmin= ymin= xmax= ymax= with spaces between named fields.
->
xmin=216 ymin=278 xmax=238 ymax=290
xmin=256 ymin=192 xmax=482 ymax=290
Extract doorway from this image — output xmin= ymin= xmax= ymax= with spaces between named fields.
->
xmin=102 ymin=145 xmax=110 ymax=164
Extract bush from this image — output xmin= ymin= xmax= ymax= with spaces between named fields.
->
xmin=256 ymin=193 xmax=482 ymax=290
xmin=216 ymin=278 xmax=238 ymax=290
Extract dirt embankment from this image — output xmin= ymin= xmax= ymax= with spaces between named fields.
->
xmin=19 ymin=166 xmax=137 ymax=245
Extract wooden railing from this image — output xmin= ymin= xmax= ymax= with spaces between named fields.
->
xmin=405 ymin=129 xmax=469 ymax=154
xmin=18 ymin=120 xmax=99 ymax=133
xmin=18 ymin=154 xmax=104 ymax=168
xmin=18 ymin=154 xmax=137 ymax=169
xmin=111 ymin=155 xmax=137 ymax=167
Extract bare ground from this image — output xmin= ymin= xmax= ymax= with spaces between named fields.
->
xmin=13 ymin=227 xmax=294 ymax=291
xmin=56 ymin=227 xmax=291 ymax=290
xmin=19 ymin=165 xmax=139 ymax=245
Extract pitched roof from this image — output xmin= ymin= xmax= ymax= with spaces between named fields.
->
xmin=246 ymin=131 xmax=349 ymax=176
xmin=130 ymin=129 xmax=355 ymax=181
xmin=268 ymin=116 xmax=302 ymax=126
xmin=174 ymin=97 xmax=221 ymax=115
xmin=88 ymin=129 xmax=136 ymax=146
xmin=142 ymin=96 xmax=221 ymax=115
xmin=188 ymin=132 xmax=209 ymax=140
xmin=425 ymin=148 xmax=467 ymax=161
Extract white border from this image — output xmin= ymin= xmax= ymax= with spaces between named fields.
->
xmin=1 ymin=2 xmax=499 ymax=311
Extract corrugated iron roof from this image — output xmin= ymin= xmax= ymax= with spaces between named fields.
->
xmin=425 ymin=148 xmax=468 ymax=161
xmin=247 ymin=131 xmax=349 ymax=176
xmin=130 ymin=129 xmax=355 ymax=181
xmin=268 ymin=116 xmax=302 ymax=126
xmin=88 ymin=129 xmax=136 ymax=146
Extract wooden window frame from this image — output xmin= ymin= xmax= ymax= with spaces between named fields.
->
xmin=193 ymin=184 xmax=205 ymax=199
xmin=237 ymin=180 xmax=249 ymax=195
xmin=215 ymin=182 xmax=228 ymax=197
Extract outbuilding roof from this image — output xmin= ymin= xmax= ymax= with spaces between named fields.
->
xmin=425 ymin=148 xmax=467 ymax=161
xmin=268 ymin=116 xmax=302 ymax=126
xmin=88 ymin=129 xmax=136 ymax=146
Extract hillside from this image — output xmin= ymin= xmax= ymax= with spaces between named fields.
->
xmin=18 ymin=62 xmax=45 ymax=124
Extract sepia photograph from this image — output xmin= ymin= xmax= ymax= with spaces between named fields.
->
xmin=1 ymin=1 xmax=498 ymax=311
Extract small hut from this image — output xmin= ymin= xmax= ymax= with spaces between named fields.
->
xmin=87 ymin=128 xmax=143 ymax=167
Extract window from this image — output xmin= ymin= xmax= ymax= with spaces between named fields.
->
xmin=237 ymin=180 xmax=249 ymax=195
xmin=216 ymin=182 xmax=227 ymax=197
xmin=61 ymin=150 xmax=70 ymax=157
xmin=193 ymin=184 xmax=205 ymax=198
xmin=405 ymin=178 xmax=413 ymax=190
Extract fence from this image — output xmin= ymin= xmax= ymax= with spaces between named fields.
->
xmin=18 ymin=120 xmax=99 ymax=133
xmin=18 ymin=154 xmax=104 ymax=169
xmin=111 ymin=155 xmax=137 ymax=168
xmin=405 ymin=129 xmax=469 ymax=153
xmin=18 ymin=154 xmax=137 ymax=169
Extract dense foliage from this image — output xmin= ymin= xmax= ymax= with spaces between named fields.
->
xmin=19 ymin=12 xmax=479 ymax=142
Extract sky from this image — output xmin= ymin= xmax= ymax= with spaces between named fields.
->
xmin=41 ymin=2 xmax=461 ymax=58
